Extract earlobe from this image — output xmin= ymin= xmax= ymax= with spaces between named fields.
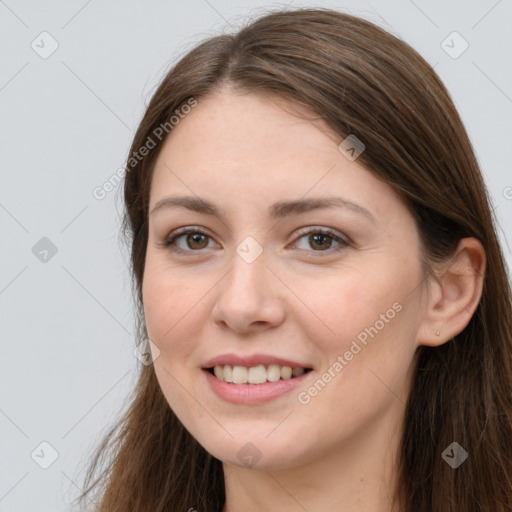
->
xmin=416 ymin=237 xmax=486 ymax=347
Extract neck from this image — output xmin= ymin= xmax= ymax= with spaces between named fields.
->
xmin=222 ymin=402 xmax=405 ymax=512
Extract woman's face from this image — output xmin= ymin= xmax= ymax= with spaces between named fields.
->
xmin=142 ymin=88 xmax=428 ymax=470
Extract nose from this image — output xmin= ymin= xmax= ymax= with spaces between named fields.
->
xmin=211 ymin=242 xmax=287 ymax=334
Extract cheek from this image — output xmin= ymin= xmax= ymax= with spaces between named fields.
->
xmin=298 ymin=261 xmax=421 ymax=386
xmin=298 ymin=265 xmax=407 ymax=337
xmin=142 ymin=261 xmax=202 ymax=361
xmin=142 ymin=264 xmax=208 ymax=420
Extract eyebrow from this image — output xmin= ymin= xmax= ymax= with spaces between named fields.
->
xmin=149 ymin=195 xmax=376 ymax=223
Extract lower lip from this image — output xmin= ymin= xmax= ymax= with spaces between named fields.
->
xmin=203 ymin=369 xmax=312 ymax=405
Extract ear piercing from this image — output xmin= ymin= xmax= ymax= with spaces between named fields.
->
xmin=435 ymin=330 xmax=440 ymax=336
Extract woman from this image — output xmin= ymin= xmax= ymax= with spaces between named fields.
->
xmin=77 ymin=7 xmax=512 ymax=511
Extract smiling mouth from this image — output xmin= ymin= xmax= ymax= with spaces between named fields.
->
xmin=207 ymin=364 xmax=313 ymax=384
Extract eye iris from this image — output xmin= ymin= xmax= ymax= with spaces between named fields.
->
xmin=176 ymin=230 xmax=338 ymax=251
xmin=309 ymin=233 xmax=332 ymax=250
xmin=187 ymin=233 xmax=208 ymax=249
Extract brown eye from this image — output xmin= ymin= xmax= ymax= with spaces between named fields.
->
xmin=163 ymin=228 xmax=215 ymax=253
xmin=293 ymin=227 xmax=349 ymax=254
xmin=308 ymin=233 xmax=333 ymax=250
xmin=184 ymin=232 xmax=209 ymax=250
xmin=162 ymin=226 xmax=349 ymax=256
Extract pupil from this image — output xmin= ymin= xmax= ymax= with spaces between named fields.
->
xmin=311 ymin=234 xmax=331 ymax=249
xmin=189 ymin=233 xmax=207 ymax=249
xmin=186 ymin=233 xmax=332 ymax=250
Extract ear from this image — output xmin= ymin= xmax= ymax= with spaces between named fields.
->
xmin=416 ymin=237 xmax=486 ymax=347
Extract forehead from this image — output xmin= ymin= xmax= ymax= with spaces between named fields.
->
xmin=149 ymin=89 xmax=404 ymax=223
xmin=162 ymin=90 xmax=337 ymax=168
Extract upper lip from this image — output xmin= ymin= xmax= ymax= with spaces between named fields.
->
xmin=203 ymin=353 xmax=312 ymax=369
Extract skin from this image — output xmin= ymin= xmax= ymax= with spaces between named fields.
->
xmin=142 ymin=85 xmax=485 ymax=511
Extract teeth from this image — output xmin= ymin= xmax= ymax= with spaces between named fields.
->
xmin=281 ymin=366 xmax=292 ymax=379
xmin=223 ymin=365 xmax=232 ymax=383
xmin=211 ymin=364 xmax=309 ymax=384
xmin=232 ymin=365 xmax=248 ymax=384
xmin=213 ymin=366 xmax=223 ymax=380
xmin=267 ymin=364 xmax=281 ymax=382
xmin=292 ymin=367 xmax=305 ymax=377
xmin=248 ymin=365 xmax=267 ymax=384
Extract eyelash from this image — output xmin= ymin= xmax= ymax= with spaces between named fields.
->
xmin=161 ymin=226 xmax=350 ymax=256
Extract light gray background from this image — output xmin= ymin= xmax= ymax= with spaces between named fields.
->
xmin=1 ymin=1 xmax=511 ymax=510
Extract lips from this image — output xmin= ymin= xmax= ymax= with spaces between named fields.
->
xmin=203 ymin=362 xmax=313 ymax=404
xmin=202 ymin=353 xmax=312 ymax=370
xmin=201 ymin=353 xmax=314 ymax=403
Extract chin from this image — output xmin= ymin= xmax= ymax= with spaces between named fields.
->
xmin=195 ymin=431 xmax=310 ymax=471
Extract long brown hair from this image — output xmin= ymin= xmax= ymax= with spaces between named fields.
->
xmin=76 ymin=7 xmax=512 ymax=511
